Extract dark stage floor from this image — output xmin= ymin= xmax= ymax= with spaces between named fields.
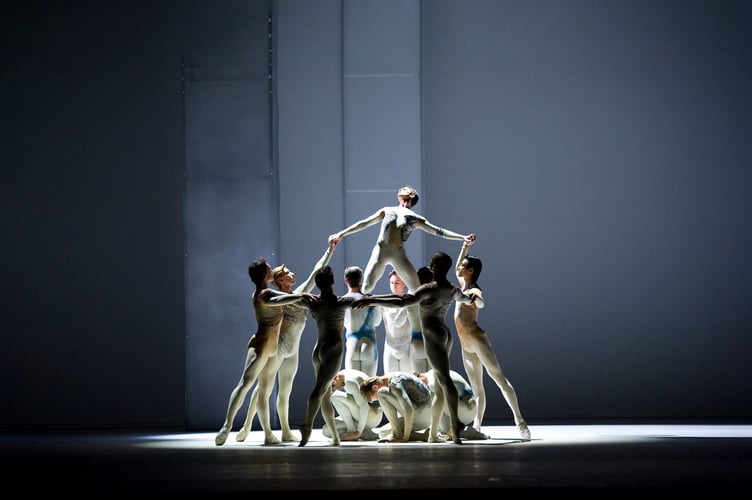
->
xmin=4 ymin=424 xmax=751 ymax=493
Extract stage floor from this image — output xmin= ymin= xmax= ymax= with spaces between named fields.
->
xmin=4 ymin=424 xmax=751 ymax=492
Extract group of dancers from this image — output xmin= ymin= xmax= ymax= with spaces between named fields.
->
xmin=214 ymin=186 xmax=530 ymax=447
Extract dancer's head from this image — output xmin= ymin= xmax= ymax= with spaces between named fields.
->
xmin=248 ymin=258 xmax=271 ymax=286
xmin=315 ymin=266 xmax=335 ymax=292
xmin=429 ymin=252 xmax=452 ymax=278
xmin=417 ymin=266 xmax=434 ymax=285
xmin=462 ymin=255 xmax=483 ymax=283
xmin=388 ymin=269 xmax=407 ymax=294
xmin=344 ymin=266 xmax=363 ymax=288
xmin=398 ymin=185 xmax=419 ymax=208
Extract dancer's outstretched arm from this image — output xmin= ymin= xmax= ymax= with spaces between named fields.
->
xmin=328 ymin=209 xmax=385 ymax=245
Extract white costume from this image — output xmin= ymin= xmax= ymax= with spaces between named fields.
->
xmin=344 ymin=290 xmax=382 ymax=376
xmin=381 ymin=271 xmax=413 ymax=373
xmin=376 ymin=372 xmax=433 ymax=442
xmin=381 ymin=306 xmax=412 ymax=373
xmin=353 ymin=251 xmax=476 ymax=444
xmin=322 ymin=369 xmax=383 ymax=441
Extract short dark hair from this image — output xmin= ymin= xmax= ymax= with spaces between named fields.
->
xmin=417 ymin=266 xmax=434 ymax=285
xmin=464 ymin=255 xmax=483 ymax=282
xmin=248 ymin=258 xmax=269 ymax=286
xmin=429 ymin=251 xmax=452 ymax=277
xmin=315 ymin=266 xmax=335 ymax=291
xmin=344 ymin=266 xmax=363 ymax=287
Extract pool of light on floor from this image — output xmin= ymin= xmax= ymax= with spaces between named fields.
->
xmin=133 ymin=424 xmax=752 ymax=450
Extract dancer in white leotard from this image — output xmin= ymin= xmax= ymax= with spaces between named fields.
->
xmin=360 ymin=371 xmax=433 ymax=443
xmin=380 ymin=270 xmax=413 ymax=373
xmin=322 ymin=368 xmax=383 ymax=441
xmin=343 ymin=266 xmax=382 ymax=376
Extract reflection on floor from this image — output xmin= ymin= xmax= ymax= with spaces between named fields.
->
xmin=4 ymin=424 xmax=752 ymax=491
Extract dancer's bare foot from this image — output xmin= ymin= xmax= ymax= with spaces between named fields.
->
xmin=451 ymin=422 xmax=463 ymax=444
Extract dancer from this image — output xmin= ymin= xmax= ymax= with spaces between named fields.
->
xmin=328 ymin=186 xmax=475 ymax=376
xmin=343 ymin=266 xmax=382 ymax=376
xmin=287 ymin=266 xmax=359 ymax=447
xmin=455 ymin=241 xmax=530 ymax=440
xmin=236 ymin=241 xmax=336 ymax=443
xmin=323 ymin=368 xmax=383 ymax=441
xmin=327 ymin=186 xmax=475 ymax=293
xmin=411 ymin=266 xmax=434 ymax=372
xmin=380 ymin=270 xmax=413 ymax=373
xmin=354 ymin=251 xmax=476 ymax=444
xmin=215 ymin=258 xmax=309 ymax=446
xmin=360 ymin=371 xmax=433 ymax=443
xmin=418 ymin=369 xmax=487 ymax=440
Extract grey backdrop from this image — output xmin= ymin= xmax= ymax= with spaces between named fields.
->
xmin=3 ymin=0 xmax=750 ymax=432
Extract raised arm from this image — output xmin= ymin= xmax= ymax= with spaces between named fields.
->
xmin=455 ymin=240 xmax=472 ymax=285
xmin=328 ymin=208 xmax=385 ymax=246
xmin=416 ymin=217 xmax=476 ymax=244
xmin=295 ymin=240 xmax=336 ymax=293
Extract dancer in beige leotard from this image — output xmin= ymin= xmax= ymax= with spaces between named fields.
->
xmin=215 ymin=258 xmax=309 ymax=446
xmin=455 ymin=241 xmax=531 ymax=440
xmin=236 ymin=241 xmax=336 ymax=443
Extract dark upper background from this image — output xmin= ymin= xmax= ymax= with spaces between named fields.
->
xmin=3 ymin=0 xmax=751 ymax=431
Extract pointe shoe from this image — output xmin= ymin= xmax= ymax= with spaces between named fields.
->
xmin=281 ymin=431 xmax=300 ymax=442
xmin=518 ymin=421 xmax=531 ymax=440
xmin=215 ymin=428 xmax=229 ymax=446
xmin=264 ymin=434 xmax=281 ymax=445
xmin=235 ymin=428 xmax=249 ymax=442
xmin=427 ymin=433 xmax=447 ymax=443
